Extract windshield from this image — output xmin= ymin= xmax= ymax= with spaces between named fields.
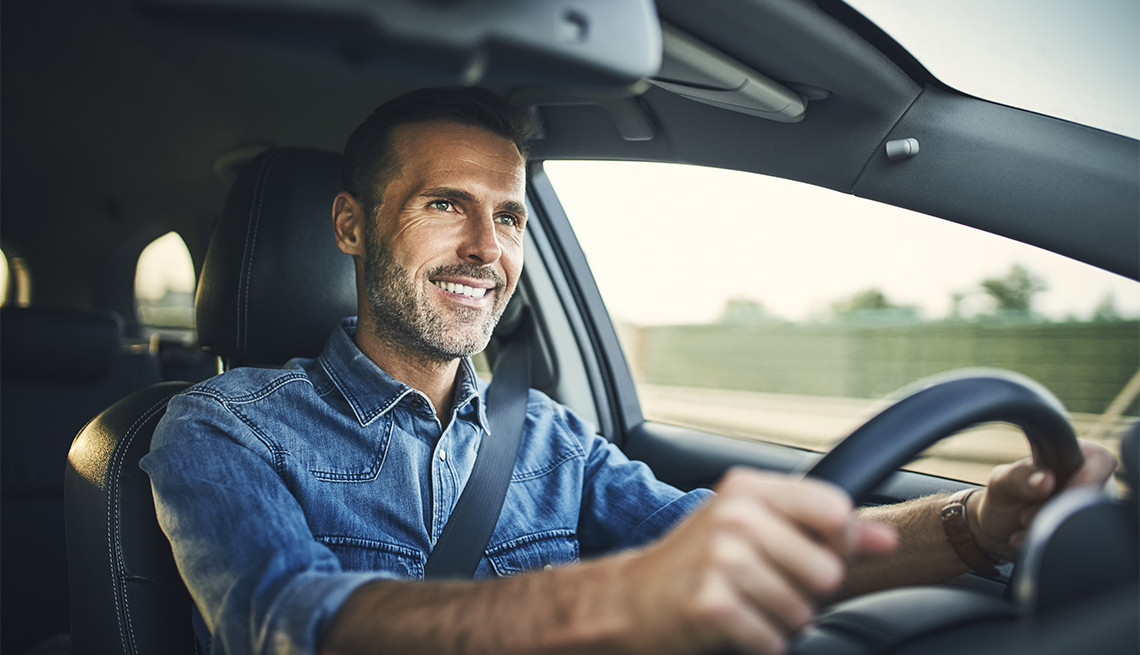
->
xmin=845 ymin=0 xmax=1140 ymax=139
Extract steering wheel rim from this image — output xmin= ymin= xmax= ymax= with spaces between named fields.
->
xmin=789 ymin=369 xmax=1092 ymax=655
xmin=802 ymin=368 xmax=1085 ymax=503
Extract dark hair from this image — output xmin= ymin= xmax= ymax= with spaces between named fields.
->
xmin=343 ymin=87 xmax=537 ymax=214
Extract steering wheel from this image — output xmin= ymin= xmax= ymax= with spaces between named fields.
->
xmin=804 ymin=368 xmax=1084 ymax=503
xmin=788 ymin=369 xmax=1090 ymax=655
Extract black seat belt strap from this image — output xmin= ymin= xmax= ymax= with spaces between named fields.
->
xmin=423 ymin=311 xmax=533 ymax=580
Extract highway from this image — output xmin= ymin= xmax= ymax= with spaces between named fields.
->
xmin=637 ymin=384 xmax=1130 ymax=484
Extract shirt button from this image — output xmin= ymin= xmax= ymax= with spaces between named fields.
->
xmin=439 ymin=450 xmax=447 ymax=462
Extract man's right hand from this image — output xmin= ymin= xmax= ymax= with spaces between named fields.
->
xmin=322 ymin=468 xmax=897 ymax=655
xmin=613 ymin=468 xmax=898 ymax=654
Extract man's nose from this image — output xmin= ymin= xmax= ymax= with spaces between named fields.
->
xmin=458 ymin=212 xmax=502 ymax=265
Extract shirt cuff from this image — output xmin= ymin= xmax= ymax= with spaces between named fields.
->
xmin=258 ymin=571 xmax=398 ymax=654
xmin=613 ymin=487 xmax=714 ymax=551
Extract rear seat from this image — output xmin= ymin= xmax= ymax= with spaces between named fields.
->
xmin=1 ymin=306 xmax=162 ymax=654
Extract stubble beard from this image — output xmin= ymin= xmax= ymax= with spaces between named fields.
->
xmin=362 ymin=231 xmax=509 ymax=363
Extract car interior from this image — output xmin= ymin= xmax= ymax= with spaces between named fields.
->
xmin=1 ymin=0 xmax=1137 ymax=653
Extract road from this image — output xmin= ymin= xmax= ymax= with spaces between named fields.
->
xmin=637 ymin=384 xmax=1130 ymax=484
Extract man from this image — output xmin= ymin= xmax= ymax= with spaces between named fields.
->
xmin=143 ymin=87 xmax=1116 ymax=655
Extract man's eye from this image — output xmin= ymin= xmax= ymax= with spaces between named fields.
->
xmin=494 ymin=214 xmax=520 ymax=228
xmin=429 ymin=200 xmax=453 ymax=212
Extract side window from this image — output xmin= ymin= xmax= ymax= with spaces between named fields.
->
xmin=545 ymin=161 xmax=1140 ymax=484
xmin=135 ymin=232 xmax=196 ymax=337
xmin=0 ymin=249 xmax=31 ymax=307
xmin=1 ymin=250 xmax=8 ymax=305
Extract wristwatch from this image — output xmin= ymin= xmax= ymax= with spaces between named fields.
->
xmin=940 ymin=488 xmax=1002 ymax=577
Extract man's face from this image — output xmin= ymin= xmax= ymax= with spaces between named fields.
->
xmin=359 ymin=120 xmax=527 ymax=362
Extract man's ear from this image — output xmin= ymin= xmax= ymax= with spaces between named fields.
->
xmin=332 ymin=192 xmax=366 ymax=257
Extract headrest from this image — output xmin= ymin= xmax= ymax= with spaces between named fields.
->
xmin=195 ymin=148 xmax=357 ymax=367
xmin=0 ymin=306 xmax=124 ymax=382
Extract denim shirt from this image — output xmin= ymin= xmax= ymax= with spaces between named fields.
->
xmin=142 ymin=318 xmax=711 ymax=655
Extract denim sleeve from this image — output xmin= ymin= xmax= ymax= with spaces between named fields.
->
xmin=141 ymin=391 xmax=390 ymax=655
xmin=567 ymin=409 xmax=713 ymax=555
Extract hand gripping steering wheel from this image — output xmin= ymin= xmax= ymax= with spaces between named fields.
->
xmin=789 ymin=369 xmax=1088 ymax=655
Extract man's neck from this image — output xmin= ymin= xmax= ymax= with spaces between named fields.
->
xmin=352 ymin=322 xmax=461 ymax=423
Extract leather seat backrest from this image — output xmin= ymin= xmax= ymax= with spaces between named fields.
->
xmin=3 ymin=307 xmax=127 ymax=490
xmin=1 ymin=306 xmax=160 ymax=654
xmin=65 ymin=148 xmax=354 ymax=654
xmin=65 ymin=381 xmax=195 ymax=654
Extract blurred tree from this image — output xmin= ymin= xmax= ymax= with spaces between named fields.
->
xmin=832 ymin=288 xmax=894 ymax=314
xmin=980 ymin=264 xmax=1046 ymax=314
xmin=948 ymin=290 xmax=966 ymax=319
xmin=720 ymin=297 xmax=780 ymax=324
xmin=830 ymin=288 xmax=918 ymax=322
xmin=1092 ymin=293 xmax=1121 ymax=322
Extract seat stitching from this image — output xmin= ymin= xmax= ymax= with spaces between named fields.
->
xmin=237 ymin=155 xmax=267 ymax=351
xmin=106 ymin=393 xmax=179 ymax=653
xmin=238 ymin=150 xmax=284 ymax=352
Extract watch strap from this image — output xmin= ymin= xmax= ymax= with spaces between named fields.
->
xmin=940 ymin=488 xmax=1001 ymax=577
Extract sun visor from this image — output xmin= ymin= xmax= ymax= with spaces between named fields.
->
xmin=650 ymin=25 xmax=806 ymax=123
xmin=139 ymin=0 xmax=662 ymax=92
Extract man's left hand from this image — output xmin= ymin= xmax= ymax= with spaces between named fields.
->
xmin=972 ymin=440 xmax=1118 ymax=560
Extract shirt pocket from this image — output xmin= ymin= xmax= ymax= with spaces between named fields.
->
xmin=486 ymin=529 xmax=579 ymax=577
xmin=318 ymin=535 xmax=424 ymax=580
xmin=290 ymin=414 xmax=394 ymax=483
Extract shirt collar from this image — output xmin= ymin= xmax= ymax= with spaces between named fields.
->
xmin=319 ymin=318 xmax=488 ymax=432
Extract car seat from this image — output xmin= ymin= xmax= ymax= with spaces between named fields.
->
xmin=64 ymin=147 xmax=356 ymax=654
xmin=1 ymin=306 xmax=161 ymax=654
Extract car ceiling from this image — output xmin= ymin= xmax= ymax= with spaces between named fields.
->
xmin=2 ymin=0 xmax=410 ymax=301
xmin=2 ymin=0 xmax=1136 ymax=313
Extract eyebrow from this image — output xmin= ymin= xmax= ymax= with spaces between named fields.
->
xmin=422 ymin=186 xmax=527 ymax=218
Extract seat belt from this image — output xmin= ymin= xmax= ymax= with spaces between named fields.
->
xmin=423 ymin=310 xmax=533 ymax=580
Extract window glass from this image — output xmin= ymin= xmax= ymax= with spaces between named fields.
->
xmin=0 ymin=250 xmax=31 ymax=307
xmin=844 ymin=0 xmax=1139 ymax=138
xmin=545 ymin=160 xmax=1140 ymax=484
xmin=0 ymin=250 xmax=8 ymax=305
xmin=135 ymin=232 xmax=196 ymax=333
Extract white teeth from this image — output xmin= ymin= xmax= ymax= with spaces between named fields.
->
xmin=434 ymin=281 xmax=488 ymax=298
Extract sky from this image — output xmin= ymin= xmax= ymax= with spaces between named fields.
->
xmin=845 ymin=0 xmax=1139 ymax=139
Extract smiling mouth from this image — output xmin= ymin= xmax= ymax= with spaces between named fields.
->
xmin=432 ymin=280 xmax=489 ymax=299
